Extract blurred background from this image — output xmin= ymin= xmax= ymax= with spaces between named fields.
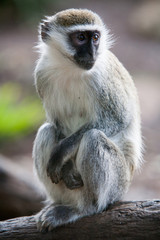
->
xmin=0 ymin=0 xmax=160 ymax=220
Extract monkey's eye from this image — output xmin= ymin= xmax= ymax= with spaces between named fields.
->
xmin=70 ymin=32 xmax=88 ymax=46
xmin=77 ymin=33 xmax=86 ymax=42
xmin=92 ymin=33 xmax=100 ymax=42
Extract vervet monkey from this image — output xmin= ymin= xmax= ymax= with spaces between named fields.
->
xmin=33 ymin=8 xmax=142 ymax=232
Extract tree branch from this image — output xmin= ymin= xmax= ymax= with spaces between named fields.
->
xmin=0 ymin=200 xmax=160 ymax=239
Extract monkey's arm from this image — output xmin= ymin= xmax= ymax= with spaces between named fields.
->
xmin=47 ymin=123 xmax=92 ymax=184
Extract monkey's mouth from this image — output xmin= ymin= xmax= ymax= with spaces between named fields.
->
xmin=75 ymin=58 xmax=95 ymax=70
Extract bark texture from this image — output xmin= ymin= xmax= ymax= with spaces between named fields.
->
xmin=0 ymin=200 xmax=160 ymax=240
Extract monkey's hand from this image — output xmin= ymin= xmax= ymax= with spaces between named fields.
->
xmin=46 ymin=137 xmax=79 ymax=184
xmin=47 ymin=142 xmax=64 ymax=184
xmin=47 ymin=124 xmax=89 ymax=184
xmin=61 ymin=160 xmax=84 ymax=189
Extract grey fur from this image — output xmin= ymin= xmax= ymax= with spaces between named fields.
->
xmin=61 ymin=160 xmax=84 ymax=189
xmin=33 ymin=9 xmax=142 ymax=232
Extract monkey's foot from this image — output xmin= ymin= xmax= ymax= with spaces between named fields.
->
xmin=36 ymin=205 xmax=58 ymax=232
xmin=62 ymin=170 xmax=84 ymax=190
xmin=61 ymin=161 xmax=84 ymax=190
xmin=35 ymin=204 xmax=79 ymax=232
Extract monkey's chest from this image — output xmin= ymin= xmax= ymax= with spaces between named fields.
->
xmin=45 ymin=81 xmax=95 ymax=135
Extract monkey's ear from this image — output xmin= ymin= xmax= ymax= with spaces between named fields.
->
xmin=40 ymin=21 xmax=51 ymax=42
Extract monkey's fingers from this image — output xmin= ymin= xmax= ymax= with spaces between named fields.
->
xmin=62 ymin=171 xmax=84 ymax=190
xmin=47 ymin=163 xmax=62 ymax=184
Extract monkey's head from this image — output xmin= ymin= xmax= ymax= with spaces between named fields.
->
xmin=40 ymin=9 xmax=111 ymax=70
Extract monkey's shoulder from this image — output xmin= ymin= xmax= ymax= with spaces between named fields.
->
xmin=106 ymin=51 xmax=132 ymax=84
xmin=105 ymin=50 xmax=137 ymax=98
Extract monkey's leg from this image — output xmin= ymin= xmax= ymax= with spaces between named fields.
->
xmin=33 ymin=124 xmax=85 ymax=232
xmin=33 ymin=122 xmax=82 ymax=188
xmin=35 ymin=129 xmax=130 ymax=232
xmin=33 ymin=122 xmax=57 ymax=181
xmin=76 ymin=129 xmax=130 ymax=213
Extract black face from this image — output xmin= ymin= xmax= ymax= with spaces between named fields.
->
xmin=69 ymin=30 xmax=100 ymax=70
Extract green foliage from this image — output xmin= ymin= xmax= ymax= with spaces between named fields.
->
xmin=0 ymin=82 xmax=44 ymax=142
xmin=0 ymin=0 xmax=58 ymax=26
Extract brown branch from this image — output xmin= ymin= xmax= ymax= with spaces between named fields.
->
xmin=0 ymin=200 xmax=160 ymax=240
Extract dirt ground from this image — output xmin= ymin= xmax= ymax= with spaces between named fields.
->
xmin=0 ymin=0 xmax=160 ymax=202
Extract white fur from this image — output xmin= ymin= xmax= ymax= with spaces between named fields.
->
xmin=33 ymin=11 xmax=143 ymax=220
xmin=35 ymin=27 xmax=109 ymax=136
xmin=33 ymin=123 xmax=84 ymax=209
xmin=35 ymin=24 xmax=142 ymax=166
xmin=33 ymin=24 xmax=113 ymax=209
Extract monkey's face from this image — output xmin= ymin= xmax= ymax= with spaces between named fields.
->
xmin=40 ymin=23 xmax=102 ymax=71
xmin=69 ymin=31 xmax=100 ymax=70
xmin=40 ymin=9 xmax=110 ymax=71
